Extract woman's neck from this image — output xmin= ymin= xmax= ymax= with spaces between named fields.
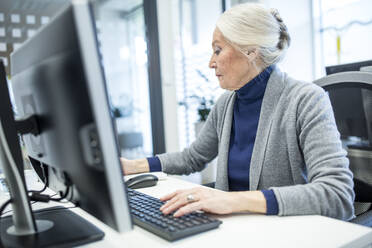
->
xmin=233 ymin=65 xmax=264 ymax=91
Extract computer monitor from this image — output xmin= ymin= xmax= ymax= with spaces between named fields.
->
xmin=1 ymin=0 xmax=132 ymax=246
xmin=325 ymin=60 xmax=372 ymax=147
xmin=325 ymin=60 xmax=372 ymax=75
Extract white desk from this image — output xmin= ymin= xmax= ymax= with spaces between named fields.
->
xmin=1 ymin=172 xmax=372 ymax=248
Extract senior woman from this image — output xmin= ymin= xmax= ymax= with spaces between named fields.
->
xmin=121 ymin=3 xmax=355 ymax=220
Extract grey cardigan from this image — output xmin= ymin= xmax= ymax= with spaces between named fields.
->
xmin=158 ymin=67 xmax=355 ymax=220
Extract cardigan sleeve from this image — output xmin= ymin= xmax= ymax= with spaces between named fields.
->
xmin=271 ymin=84 xmax=355 ymax=220
xmin=156 ymin=94 xmax=225 ymax=175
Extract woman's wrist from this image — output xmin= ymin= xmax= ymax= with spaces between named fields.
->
xmin=120 ymin=157 xmax=150 ymax=175
xmin=134 ymin=158 xmax=150 ymax=173
xmin=229 ymin=191 xmax=267 ymax=214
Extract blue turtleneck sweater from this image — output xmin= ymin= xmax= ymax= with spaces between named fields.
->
xmin=227 ymin=66 xmax=278 ymax=215
xmin=147 ymin=66 xmax=278 ymax=215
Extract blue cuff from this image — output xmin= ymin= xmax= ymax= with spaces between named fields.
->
xmin=261 ymin=189 xmax=279 ymax=215
xmin=147 ymin=156 xmax=162 ymax=172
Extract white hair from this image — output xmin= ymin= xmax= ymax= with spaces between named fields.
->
xmin=216 ymin=3 xmax=291 ymax=67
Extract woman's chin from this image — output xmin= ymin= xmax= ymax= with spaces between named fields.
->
xmin=218 ymin=79 xmax=227 ymax=89
xmin=219 ymin=82 xmax=234 ymax=91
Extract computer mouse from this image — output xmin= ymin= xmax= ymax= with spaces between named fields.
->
xmin=125 ymin=174 xmax=158 ymax=189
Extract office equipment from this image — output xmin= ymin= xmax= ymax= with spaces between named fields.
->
xmin=0 ymin=60 xmax=36 ymax=241
xmin=127 ymin=188 xmax=222 ymax=241
xmin=314 ymin=70 xmax=372 ymax=227
xmin=1 ymin=0 xmax=133 ymax=246
xmin=326 ymin=60 xmax=372 ymax=75
xmin=325 ymin=60 xmax=372 ymax=145
xmin=1 ymin=172 xmax=371 ymax=247
xmin=125 ymin=174 xmax=158 ymax=189
xmin=1 ymin=58 xmax=105 ymax=247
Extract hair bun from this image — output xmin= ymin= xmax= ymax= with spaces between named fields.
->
xmin=270 ymin=8 xmax=290 ymax=50
xmin=270 ymin=8 xmax=283 ymax=23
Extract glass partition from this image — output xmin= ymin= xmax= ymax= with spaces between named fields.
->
xmin=93 ymin=0 xmax=153 ymax=159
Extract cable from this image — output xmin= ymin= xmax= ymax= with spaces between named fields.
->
xmin=0 ymin=199 xmax=12 ymax=218
xmin=28 ymin=163 xmax=48 ymax=194
xmin=0 ymin=165 xmax=68 ymax=216
xmin=2 ymin=196 xmax=55 ymax=216
xmin=0 ymin=199 xmax=13 ymax=247
xmin=29 ymin=185 xmax=70 ymax=203
xmin=48 ymin=185 xmax=70 ymax=202
xmin=1 ymin=184 xmax=71 ymax=217
xmin=1 ymin=186 xmax=71 ymax=218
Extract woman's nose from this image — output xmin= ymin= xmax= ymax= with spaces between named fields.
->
xmin=209 ymin=56 xmax=216 ymax=69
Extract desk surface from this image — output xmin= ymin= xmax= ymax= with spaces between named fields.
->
xmin=1 ymin=172 xmax=372 ymax=248
xmin=83 ymin=176 xmax=372 ymax=248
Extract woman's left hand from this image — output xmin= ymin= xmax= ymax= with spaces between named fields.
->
xmin=159 ymin=187 xmax=236 ymax=217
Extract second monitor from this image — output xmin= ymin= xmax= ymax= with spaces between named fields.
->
xmin=10 ymin=0 xmax=132 ymax=235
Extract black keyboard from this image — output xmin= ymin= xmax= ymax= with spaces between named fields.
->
xmin=127 ymin=188 xmax=222 ymax=241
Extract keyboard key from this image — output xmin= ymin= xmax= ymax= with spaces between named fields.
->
xmin=127 ymin=188 xmax=222 ymax=241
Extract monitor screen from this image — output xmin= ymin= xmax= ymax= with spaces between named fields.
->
xmin=10 ymin=1 xmax=132 ymax=232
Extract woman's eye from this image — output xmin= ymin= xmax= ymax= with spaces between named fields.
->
xmin=214 ymin=49 xmax=221 ymax=55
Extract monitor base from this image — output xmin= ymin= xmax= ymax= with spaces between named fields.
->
xmin=0 ymin=206 xmax=104 ymax=248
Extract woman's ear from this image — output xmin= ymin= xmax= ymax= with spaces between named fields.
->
xmin=247 ymin=49 xmax=258 ymax=62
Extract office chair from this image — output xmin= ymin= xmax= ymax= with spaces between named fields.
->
xmin=314 ymin=71 xmax=372 ymax=227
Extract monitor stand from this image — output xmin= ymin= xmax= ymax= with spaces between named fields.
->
xmin=0 ymin=206 xmax=104 ymax=248
xmin=0 ymin=123 xmax=105 ymax=247
xmin=0 ymin=116 xmax=104 ymax=248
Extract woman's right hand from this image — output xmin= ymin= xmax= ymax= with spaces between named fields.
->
xmin=120 ymin=157 xmax=150 ymax=175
